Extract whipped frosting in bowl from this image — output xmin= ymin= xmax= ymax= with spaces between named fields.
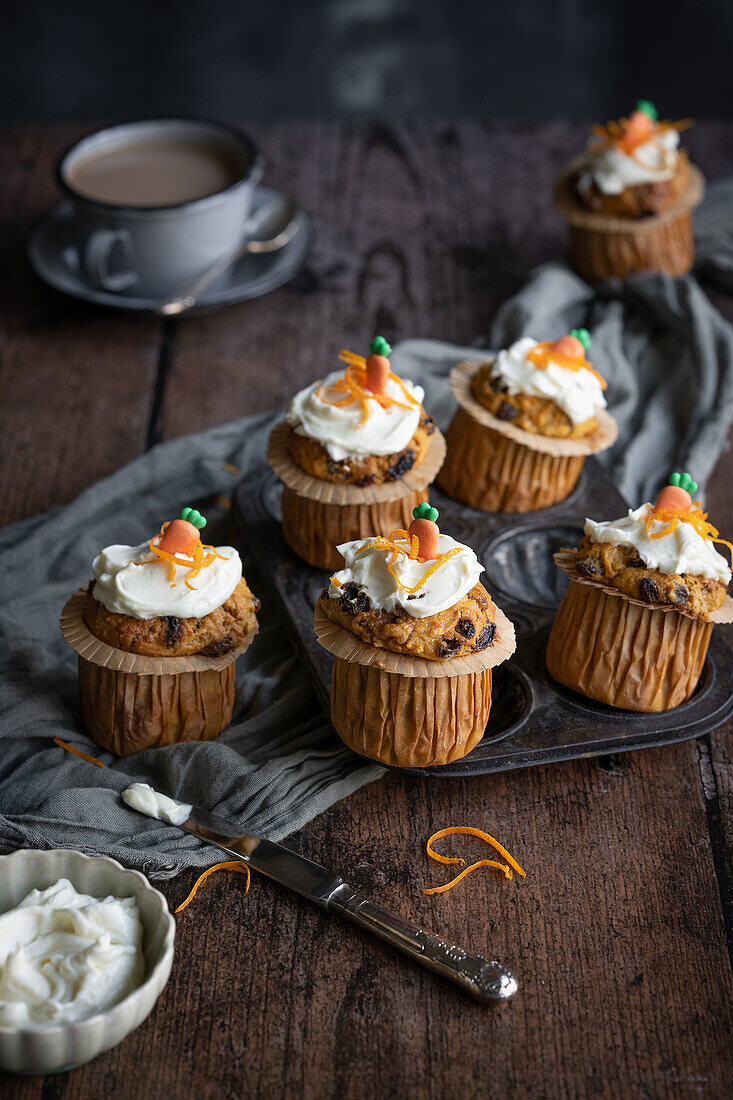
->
xmin=328 ymin=533 xmax=485 ymax=619
xmin=490 ymin=336 xmax=607 ymax=426
xmin=0 ymin=878 xmax=144 ymax=1029
xmin=581 ymin=128 xmax=680 ymax=196
xmin=585 ymin=503 xmax=732 ymax=584
xmin=286 ymin=368 xmax=424 ymax=462
xmin=91 ymin=540 xmax=242 ymax=620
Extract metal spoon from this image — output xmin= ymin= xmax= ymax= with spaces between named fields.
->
xmin=156 ymin=197 xmax=300 ymax=317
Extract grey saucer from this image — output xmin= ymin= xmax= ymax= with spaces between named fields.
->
xmin=26 ymin=184 xmax=314 ymax=316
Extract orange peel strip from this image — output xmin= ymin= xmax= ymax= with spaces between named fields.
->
xmin=53 ymin=736 xmax=105 ymax=768
xmin=175 ymin=860 xmax=251 ymax=914
xmin=423 ymin=859 xmax=513 ymax=895
xmin=646 ymin=503 xmax=733 ymax=566
xmin=423 ymin=826 xmax=525 ymax=896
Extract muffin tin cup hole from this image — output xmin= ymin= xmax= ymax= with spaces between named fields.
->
xmin=481 ymin=522 xmax=584 ymax=610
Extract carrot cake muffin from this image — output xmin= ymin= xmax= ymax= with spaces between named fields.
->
xmin=84 ymin=507 xmax=259 ymax=657
xmin=284 ymin=337 xmax=436 ymax=486
xmin=546 ymin=474 xmax=732 ymax=712
xmin=554 ymin=101 xmax=702 ymax=281
xmin=319 ymin=504 xmax=496 ymax=661
xmin=470 ymin=329 xmax=607 ymax=439
xmin=314 ymin=505 xmax=516 ymax=767
xmin=439 ymin=330 xmax=615 ymax=513
xmin=574 ymin=100 xmax=692 ymax=218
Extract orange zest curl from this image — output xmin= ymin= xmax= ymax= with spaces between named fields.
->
xmin=527 ymin=342 xmax=607 ymax=389
xmin=354 ymin=535 xmax=463 ymax=594
xmin=646 ymin=503 xmax=733 ymax=566
xmin=53 ymin=736 xmax=105 ymax=768
xmin=423 ymin=827 xmax=525 ymax=896
xmin=175 ymin=860 xmax=251 ymax=914
xmin=149 ymin=522 xmax=224 ymax=590
xmin=311 ymin=350 xmax=419 ymax=430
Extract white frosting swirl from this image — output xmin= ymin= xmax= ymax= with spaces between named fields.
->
xmin=286 ymin=368 xmax=424 ymax=462
xmin=585 ymin=504 xmax=731 ymax=584
xmin=91 ymin=540 xmax=242 ymax=620
xmin=490 ymin=337 xmax=607 ymax=425
xmin=122 ymin=783 xmax=192 ymax=825
xmin=328 ymin=534 xmax=484 ymax=619
xmin=0 ymin=879 xmax=144 ymax=1028
xmin=580 ymin=128 xmax=680 ymax=196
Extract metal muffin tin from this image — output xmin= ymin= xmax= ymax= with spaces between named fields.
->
xmin=233 ymin=458 xmax=733 ymax=777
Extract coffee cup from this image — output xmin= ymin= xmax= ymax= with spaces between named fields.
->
xmin=57 ymin=118 xmax=263 ymax=298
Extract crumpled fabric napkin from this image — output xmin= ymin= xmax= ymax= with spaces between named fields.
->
xmin=3 ymin=191 xmax=733 ymax=877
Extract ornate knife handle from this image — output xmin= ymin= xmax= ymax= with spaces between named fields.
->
xmin=328 ymin=887 xmax=517 ymax=1004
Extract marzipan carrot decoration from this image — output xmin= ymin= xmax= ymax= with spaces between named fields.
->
xmin=149 ymin=507 xmax=224 ymax=590
xmin=647 ymin=472 xmax=733 ymax=564
xmin=527 ymin=328 xmax=607 ymax=388
xmin=423 ymin=826 xmax=526 ymax=896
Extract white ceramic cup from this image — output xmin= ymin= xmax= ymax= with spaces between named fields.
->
xmin=57 ymin=118 xmax=263 ymax=299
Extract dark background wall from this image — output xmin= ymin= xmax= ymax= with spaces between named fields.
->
xmin=3 ymin=0 xmax=731 ymax=123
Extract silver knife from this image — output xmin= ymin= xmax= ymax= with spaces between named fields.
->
xmin=166 ymin=803 xmax=518 ymax=1005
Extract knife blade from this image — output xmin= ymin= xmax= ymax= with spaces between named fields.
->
xmin=166 ymin=802 xmax=518 ymax=1005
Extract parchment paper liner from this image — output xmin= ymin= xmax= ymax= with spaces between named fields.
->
xmin=438 ymin=360 xmax=616 ymax=512
xmin=554 ymin=158 xmax=704 ymax=281
xmin=314 ymin=603 xmax=516 ymax=767
xmin=268 ymin=421 xmax=446 ymax=570
xmin=546 ymin=551 xmax=733 ymax=712
xmin=61 ymin=589 xmax=257 ymax=755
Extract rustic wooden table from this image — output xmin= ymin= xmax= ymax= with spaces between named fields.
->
xmin=1 ymin=121 xmax=732 ymax=1100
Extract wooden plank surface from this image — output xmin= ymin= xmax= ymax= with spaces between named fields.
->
xmin=1 ymin=121 xmax=732 ymax=1100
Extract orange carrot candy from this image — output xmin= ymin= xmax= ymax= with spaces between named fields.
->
xmin=365 ymin=335 xmax=392 ymax=396
xmin=652 ymin=471 xmax=697 ymax=514
xmin=618 ymin=99 xmax=656 ymax=153
xmin=407 ymin=502 xmax=440 ymax=562
xmin=158 ymin=506 xmax=207 ymax=556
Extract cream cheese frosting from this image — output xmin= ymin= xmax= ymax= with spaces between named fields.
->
xmin=0 ymin=879 xmax=144 ymax=1028
xmin=91 ymin=540 xmax=242 ymax=620
xmin=122 ymin=783 xmax=192 ymax=826
xmin=328 ymin=534 xmax=484 ymax=619
xmin=581 ymin=128 xmax=680 ymax=196
xmin=286 ymin=368 xmax=424 ymax=462
xmin=585 ymin=504 xmax=731 ymax=584
xmin=490 ymin=336 xmax=607 ymax=425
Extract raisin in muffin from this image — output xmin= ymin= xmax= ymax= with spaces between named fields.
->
xmin=574 ymin=101 xmax=692 ymax=218
xmin=318 ymin=506 xmax=498 ymax=661
xmin=285 ymin=337 xmax=434 ymax=485
xmin=470 ymin=330 xmax=606 ymax=440
xmin=84 ymin=510 xmax=259 ymax=657
xmin=546 ymin=474 xmax=732 ymax=713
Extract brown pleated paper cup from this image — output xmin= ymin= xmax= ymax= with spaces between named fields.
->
xmin=438 ymin=360 xmax=617 ymax=513
xmin=268 ymin=421 xmax=446 ymax=571
xmin=61 ymin=590 xmax=257 ymax=756
xmin=314 ymin=603 xmax=516 ymax=767
xmin=546 ymin=551 xmax=733 ymax=713
xmin=554 ymin=159 xmax=704 ymax=282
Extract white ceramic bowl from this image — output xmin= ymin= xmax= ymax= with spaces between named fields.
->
xmin=0 ymin=849 xmax=175 ymax=1074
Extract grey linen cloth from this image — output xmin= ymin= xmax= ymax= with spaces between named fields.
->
xmin=3 ymin=250 xmax=733 ymax=878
